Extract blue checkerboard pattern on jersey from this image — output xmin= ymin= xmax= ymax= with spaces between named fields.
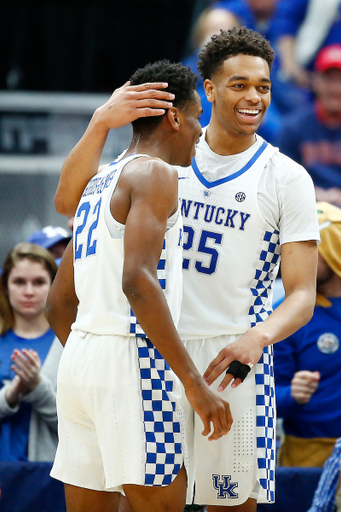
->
xmin=249 ymin=229 xmax=280 ymax=503
xmin=136 ymin=337 xmax=183 ymax=486
xmin=249 ymin=229 xmax=280 ymax=328
xmin=130 ymin=240 xmax=167 ymax=337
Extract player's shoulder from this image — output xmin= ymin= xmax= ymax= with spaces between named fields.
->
xmin=268 ymin=145 xmax=311 ymax=181
xmin=125 ymin=155 xmax=177 ymax=182
xmin=122 ymin=156 xmax=179 ymax=199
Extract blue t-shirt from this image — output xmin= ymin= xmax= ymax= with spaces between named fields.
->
xmin=277 ymin=104 xmax=341 ymax=189
xmin=0 ymin=328 xmax=55 ymax=461
xmin=274 ymin=298 xmax=341 ymax=438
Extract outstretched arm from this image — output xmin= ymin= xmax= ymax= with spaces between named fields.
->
xmin=120 ymin=159 xmax=233 ymax=440
xmin=204 ymin=240 xmax=318 ymax=390
xmin=55 ymin=82 xmax=175 ymax=216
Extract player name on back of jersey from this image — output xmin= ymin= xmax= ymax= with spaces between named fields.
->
xmin=180 ymin=198 xmax=251 ymax=231
xmin=82 ymin=169 xmax=117 ymax=198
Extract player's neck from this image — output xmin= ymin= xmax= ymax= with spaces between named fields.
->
xmin=125 ymin=133 xmax=173 ymax=164
xmin=205 ymin=121 xmax=257 ymax=156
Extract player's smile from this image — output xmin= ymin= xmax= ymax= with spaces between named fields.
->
xmin=236 ymin=107 xmax=263 ymax=122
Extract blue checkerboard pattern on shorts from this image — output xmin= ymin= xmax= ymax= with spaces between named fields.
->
xmin=136 ymin=337 xmax=184 ymax=486
xmin=130 ymin=240 xmax=167 ymax=337
xmin=249 ymin=229 xmax=280 ymax=503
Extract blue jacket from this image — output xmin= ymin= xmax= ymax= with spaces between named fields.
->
xmin=274 ymin=298 xmax=341 ymax=438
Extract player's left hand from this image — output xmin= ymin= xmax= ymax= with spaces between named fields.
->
xmin=203 ymin=332 xmax=264 ymax=391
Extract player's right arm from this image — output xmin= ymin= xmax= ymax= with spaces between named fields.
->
xmin=119 ymin=158 xmax=233 ymax=441
xmin=55 ymin=82 xmax=175 ymax=217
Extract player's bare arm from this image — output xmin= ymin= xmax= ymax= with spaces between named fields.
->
xmin=46 ymin=241 xmax=79 ymax=346
xmin=204 ymin=240 xmax=318 ymax=390
xmin=55 ymin=82 xmax=175 ymax=217
xmin=118 ymin=158 xmax=233 ymax=441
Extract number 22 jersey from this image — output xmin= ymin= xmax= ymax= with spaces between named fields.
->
xmin=71 ymin=154 xmax=183 ymax=337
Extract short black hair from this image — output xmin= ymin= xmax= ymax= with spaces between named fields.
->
xmin=129 ymin=59 xmax=198 ymax=133
xmin=198 ymin=26 xmax=275 ymax=80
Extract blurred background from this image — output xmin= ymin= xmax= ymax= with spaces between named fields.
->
xmin=0 ymin=0 xmax=206 ymax=262
xmin=2 ymin=0 xmax=341 ymax=264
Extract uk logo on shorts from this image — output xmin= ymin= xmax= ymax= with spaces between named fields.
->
xmin=317 ymin=333 xmax=339 ymax=354
xmin=212 ymin=474 xmax=238 ymax=499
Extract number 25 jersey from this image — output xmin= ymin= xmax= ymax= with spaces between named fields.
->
xmin=178 ymin=137 xmax=284 ymax=339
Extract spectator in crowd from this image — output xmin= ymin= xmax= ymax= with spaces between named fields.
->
xmin=0 ymin=242 xmax=63 ymax=461
xmin=28 ymin=226 xmax=71 ymax=260
xmin=182 ymin=6 xmax=240 ymax=128
xmin=214 ymin=0 xmax=279 ymax=43
xmin=274 ymin=202 xmax=341 ymax=467
xmin=308 ymin=437 xmax=341 ymax=512
xmin=275 ymin=0 xmax=341 ymax=88
xmin=277 ymin=45 xmax=341 ymax=207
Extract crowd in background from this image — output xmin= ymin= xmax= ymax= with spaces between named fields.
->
xmin=183 ymin=0 xmax=341 ymax=208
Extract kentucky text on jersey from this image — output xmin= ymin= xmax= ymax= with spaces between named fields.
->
xmin=81 ymin=169 xmax=117 ymax=197
xmin=180 ymin=199 xmax=251 ymax=231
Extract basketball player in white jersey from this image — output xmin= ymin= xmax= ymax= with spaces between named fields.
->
xmin=47 ymin=61 xmax=232 ymax=512
xmin=175 ymin=27 xmax=319 ymax=512
xmin=50 ymin=28 xmax=320 ymax=512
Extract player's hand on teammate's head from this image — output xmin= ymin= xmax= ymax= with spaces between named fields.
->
xmin=94 ymin=81 xmax=175 ymax=131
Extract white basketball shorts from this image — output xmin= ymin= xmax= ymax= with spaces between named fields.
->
xmin=50 ymin=330 xmax=188 ymax=492
xmin=180 ymin=334 xmax=275 ymax=506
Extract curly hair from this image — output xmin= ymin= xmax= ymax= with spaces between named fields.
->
xmin=198 ymin=26 xmax=275 ymax=80
xmin=129 ymin=59 xmax=198 ymax=132
xmin=0 ymin=242 xmax=58 ymax=335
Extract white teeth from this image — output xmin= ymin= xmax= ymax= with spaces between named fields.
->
xmin=238 ymin=109 xmax=260 ymax=114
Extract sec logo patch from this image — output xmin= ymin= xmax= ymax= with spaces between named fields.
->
xmin=235 ymin=192 xmax=246 ymax=202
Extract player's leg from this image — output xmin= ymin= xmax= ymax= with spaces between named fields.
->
xmin=207 ymin=498 xmax=257 ymax=512
xmin=64 ymin=484 xmax=120 ymax=512
xmin=123 ymin=465 xmax=187 ymax=512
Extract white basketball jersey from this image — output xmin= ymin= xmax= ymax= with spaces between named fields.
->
xmin=177 ymin=139 xmax=279 ymax=339
xmin=72 ymin=154 xmax=183 ymax=336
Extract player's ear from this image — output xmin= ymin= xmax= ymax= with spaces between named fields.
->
xmin=204 ymin=79 xmax=215 ymax=104
xmin=167 ymin=107 xmax=181 ymax=131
